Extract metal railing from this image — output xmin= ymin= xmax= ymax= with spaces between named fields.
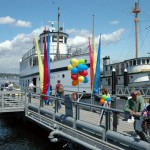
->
xmin=25 ymin=92 xmax=150 ymax=150
xmin=0 ymin=90 xmax=26 ymax=112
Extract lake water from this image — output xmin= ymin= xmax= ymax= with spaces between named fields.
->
xmin=0 ymin=117 xmax=68 ymax=150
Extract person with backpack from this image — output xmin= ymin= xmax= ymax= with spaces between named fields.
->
xmin=55 ymin=80 xmax=64 ymax=109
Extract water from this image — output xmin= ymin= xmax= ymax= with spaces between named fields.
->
xmin=0 ymin=117 xmax=67 ymax=150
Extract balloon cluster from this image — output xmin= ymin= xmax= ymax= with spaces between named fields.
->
xmin=67 ymin=58 xmax=89 ymax=86
xmin=100 ymin=95 xmax=111 ymax=104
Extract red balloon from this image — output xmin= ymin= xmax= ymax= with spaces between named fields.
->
xmin=79 ymin=70 xmax=88 ymax=76
xmin=71 ymin=74 xmax=78 ymax=80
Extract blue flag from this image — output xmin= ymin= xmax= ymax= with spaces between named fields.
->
xmin=46 ymin=29 xmax=51 ymax=97
xmin=93 ymin=35 xmax=101 ymax=94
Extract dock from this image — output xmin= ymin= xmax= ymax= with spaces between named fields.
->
xmin=0 ymin=88 xmax=150 ymax=150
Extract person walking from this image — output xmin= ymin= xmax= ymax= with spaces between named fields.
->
xmin=55 ymin=80 xmax=64 ymax=109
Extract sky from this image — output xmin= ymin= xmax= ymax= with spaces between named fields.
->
xmin=0 ymin=0 xmax=150 ymax=73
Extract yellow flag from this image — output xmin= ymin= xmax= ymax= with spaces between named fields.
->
xmin=92 ymin=38 xmax=97 ymax=92
xmin=35 ymin=37 xmax=43 ymax=93
xmin=93 ymin=38 xmax=97 ymax=75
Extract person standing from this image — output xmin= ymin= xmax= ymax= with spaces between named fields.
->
xmin=48 ymin=84 xmax=53 ymax=105
xmin=124 ymin=90 xmax=145 ymax=119
xmin=8 ymin=81 xmax=14 ymax=91
xmin=4 ymin=81 xmax=9 ymax=91
xmin=124 ymin=90 xmax=146 ymax=141
xmin=99 ymin=87 xmax=111 ymax=125
xmin=55 ymin=80 xmax=64 ymax=109
xmin=28 ymin=81 xmax=35 ymax=93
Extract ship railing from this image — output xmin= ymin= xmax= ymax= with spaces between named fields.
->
xmin=106 ymin=86 xmax=150 ymax=99
xmin=0 ymin=90 xmax=26 ymax=112
xmin=25 ymin=92 xmax=150 ymax=149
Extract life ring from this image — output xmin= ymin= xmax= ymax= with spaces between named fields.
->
xmin=72 ymin=92 xmax=77 ymax=101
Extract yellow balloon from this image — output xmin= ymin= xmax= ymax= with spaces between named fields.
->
xmin=72 ymin=58 xmax=79 ymax=67
xmin=67 ymin=64 xmax=72 ymax=70
xmin=78 ymin=76 xmax=84 ymax=82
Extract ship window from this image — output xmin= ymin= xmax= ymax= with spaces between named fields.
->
xmin=131 ymin=76 xmax=133 ymax=78
xmin=110 ymin=66 xmax=112 ymax=70
xmin=130 ymin=61 xmax=132 ymax=66
xmin=64 ymin=37 xmax=67 ymax=43
xmin=133 ymin=60 xmax=136 ymax=66
xmin=62 ymin=74 xmax=65 ymax=78
xmin=137 ymin=59 xmax=140 ymax=65
xmin=142 ymin=59 xmax=145 ymax=64
xmin=146 ymin=59 xmax=149 ymax=64
xmin=29 ymin=58 xmax=32 ymax=67
xmin=52 ymin=35 xmax=57 ymax=42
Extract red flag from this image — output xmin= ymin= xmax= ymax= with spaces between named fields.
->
xmin=88 ymin=38 xmax=93 ymax=90
xmin=42 ymin=30 xmax=49 ymax=100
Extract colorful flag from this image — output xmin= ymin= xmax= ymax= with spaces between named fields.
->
xmin=46 ymin=29 xmax=51 ymax=97
xmin=42 ymin=30 xmax=49 ymax=100
xmin=94 ymin=35 xmax=101 ymax=94
xmin=35 ymin=37 xmax=43 ymax=93
xmin=88 ymin=38 xmax=93 ymax=91
xmin=92 ymin=38 xmax=97 ymax=91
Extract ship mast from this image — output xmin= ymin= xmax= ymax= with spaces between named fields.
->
xmin=132 ymin=1 xmax=140 ymax=58
xmin=56 ymin=7 xmax=60 ymax=59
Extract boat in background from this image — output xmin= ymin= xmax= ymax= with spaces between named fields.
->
xmin=101 ymin=2 xmax=150 ymax=88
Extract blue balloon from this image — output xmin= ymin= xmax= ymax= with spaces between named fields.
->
xmin=83 ymin=64 xmax=88 ymax=70
xmin=83 ymin=76 xmax=89 ymax=83
xmin=71 ymin=67 xmax=78 ymax=74
xmin=77 ymin=64 xmax=84 ymax=72
xmin=106 ymin=97 xmax=111 ymax=102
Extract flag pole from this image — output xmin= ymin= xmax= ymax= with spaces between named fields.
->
xmin=57 ymin=7 xmax=60 ymax=59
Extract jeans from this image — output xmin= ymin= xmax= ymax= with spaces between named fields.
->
xmin=56 ymin=92 xmax=62 ymax=109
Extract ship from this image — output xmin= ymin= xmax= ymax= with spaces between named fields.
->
xmin=19 ymin=2 xmax=150 ymax=95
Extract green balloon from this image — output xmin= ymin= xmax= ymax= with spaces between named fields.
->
xmin=102 ymin=95 xmax=107 ymax=100
xmin=79 ymin=58 xmax=85 ymax=64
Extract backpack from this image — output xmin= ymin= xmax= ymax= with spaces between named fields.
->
xmin=58 ymin=84 xmax=64 ymax=93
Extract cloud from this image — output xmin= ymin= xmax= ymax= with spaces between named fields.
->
xmin=0 ymin=27 xmax=44 ymax=73
xmin=110 ymin=20 xmax=119 ymax=25
xmin=0 ymin=27 xmax=124 ymax=73
xmin=0 ymin=16 xmax=15 ymax=24
xmin=102 ymin=28 xmax=125 ymax=46
xmin=15 ymin=20 xmax=32 ymax=27
xmin=0 ymin=16 xmax=32 ymax=28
